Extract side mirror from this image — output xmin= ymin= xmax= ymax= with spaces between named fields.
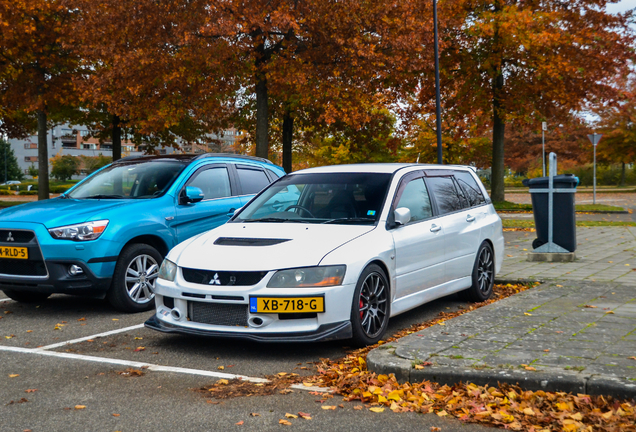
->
xmin=394 ymin=207 xmax=411 ymax=226
xmin=181 ymin=186 xmax=204 ymax=204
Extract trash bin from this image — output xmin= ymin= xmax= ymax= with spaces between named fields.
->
xmin=522 ymin=174 xmax=578 ymax=252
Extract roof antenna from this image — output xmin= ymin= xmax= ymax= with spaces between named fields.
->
xmin=416 ymin=153 xmax=420 ymax=164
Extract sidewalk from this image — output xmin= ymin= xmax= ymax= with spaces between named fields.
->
xmin=368 ymin=227 xmax=636 ymax=399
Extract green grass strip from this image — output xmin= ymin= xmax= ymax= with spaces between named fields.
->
xmin=0 ymin=201 xmax=30 ymax=209
xmin=494 ymin=201 xmax=624 ymax=212
xmin=502 ymin=219 xmax=636 ymax=228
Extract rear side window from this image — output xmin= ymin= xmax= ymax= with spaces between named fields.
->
xmin=455 ymin=171 xmax=486 ymax=207
xmin=426 ymin=177 xmax=464 ymax=215
xmin=237 ymin=167 xmax=270 ymax=195
xmin=188 ymin=167 xmax=231 ymax=200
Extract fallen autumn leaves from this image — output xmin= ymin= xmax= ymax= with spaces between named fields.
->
xmin=197 ymin=283 xmax=636 ymax=431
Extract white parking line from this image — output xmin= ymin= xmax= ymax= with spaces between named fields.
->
xmin=0 ymin=345 xmax=330 ymax=392
xmin=36 ymin=323 xmax=145 ymax=351
xmin=0 ymin=345 xmax=269 ymax=382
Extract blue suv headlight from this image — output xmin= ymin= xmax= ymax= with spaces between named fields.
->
xmin=48 ymin=220 xmax=109 ymax=241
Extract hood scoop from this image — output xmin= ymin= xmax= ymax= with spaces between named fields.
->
xmin=213 ymin=237 xmax=291 ymax=247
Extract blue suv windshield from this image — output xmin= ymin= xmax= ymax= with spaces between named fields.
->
xmin=67 ymin=161 xmax=187 ymax=199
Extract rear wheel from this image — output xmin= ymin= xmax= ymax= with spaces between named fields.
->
xmin=107 ymin=243 xmax=162 ymax=313
xmin=350 ymin=264 xmax=390 ymax=347
xmin=463 ymin=241 xmax=495 ymax=302
xmin=2 ymin=290 xmax=50 ymax=303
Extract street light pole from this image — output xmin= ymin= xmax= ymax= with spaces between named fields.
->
xmin=541 ymin=121 xmax=546 ymax=177
xmin=433 ymin=0 xmax=443 ymax=164
xmin=587 ymin=133 xmax=603 ymax=205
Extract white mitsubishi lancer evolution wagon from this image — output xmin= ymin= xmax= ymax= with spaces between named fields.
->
xmin=145 ymin=164 xmax=504 ymax=346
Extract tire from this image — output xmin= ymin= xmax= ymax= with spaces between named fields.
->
xmin=2 ymin=289 xmax=50 ymax=303
xmin=107 ymin=243 xmax=162 ymax=313
xmin=350 ymin=264 xmax=390 ymax=347
xmin=463 ymin=241 xmax=495 ymax=303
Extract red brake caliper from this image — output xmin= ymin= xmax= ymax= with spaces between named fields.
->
xmin=360 ymin=298 xmax=364 ymax=319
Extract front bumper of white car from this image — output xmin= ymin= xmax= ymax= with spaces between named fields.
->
xmin=145 ymin=269 xmax=357 ymax=342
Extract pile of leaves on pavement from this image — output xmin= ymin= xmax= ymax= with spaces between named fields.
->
xmin=199 ymin=373 xmax=303 ymax=399
xmin=199 ymin=283 xmax=636 ymax=430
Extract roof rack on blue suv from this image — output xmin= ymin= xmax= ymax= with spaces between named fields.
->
xmin=0 ymin=154 xmax=286 ymax=312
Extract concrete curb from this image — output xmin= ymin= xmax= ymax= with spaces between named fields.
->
xmin=367 ymin=349 xmax=636 ymax=400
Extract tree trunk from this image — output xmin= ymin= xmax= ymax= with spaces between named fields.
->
xmin=112 ymin=114 xmax=122 ymax=161
xmin=282 ymin=107 xmax=294 ymax=173
xmin=490 ymin=71 xmax=505 ymax=203
xmin=255 ymin=76 xmax=269 ymax=159
xmin=620 ymin=162 xmax=625 ymax=186
xmin=37 ymin=110 xmax=49 ymax=200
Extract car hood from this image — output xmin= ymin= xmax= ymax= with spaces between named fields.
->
xmin=171 ymin=222 xmax=376 ymax=271
xmin=0 ymin=198 xmax=136 ymax=228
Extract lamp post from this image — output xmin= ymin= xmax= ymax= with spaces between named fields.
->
xmin=587 ymin=133 xmax=603 ymax=205
xmin=434 ymin=0 xmax=443 ymax=164
xmin=541 ymin=122 xmax=547 ymax=177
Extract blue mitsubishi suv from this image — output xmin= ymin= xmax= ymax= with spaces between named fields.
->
xmin=0 ymin=153 xmax=286 ymax=312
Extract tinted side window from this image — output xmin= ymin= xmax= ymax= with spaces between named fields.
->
xmin=237 ymin=167 xmax=270 ymax=195
xmin=188 ymin=167 xmax=231 ymax=200
xmin=427 ymin=176 xmax=464 ymax=215
xmin=455 ymin=171 xmax=486 ymax=207
xmin=396 ymin=178 xmax=433 ymax=222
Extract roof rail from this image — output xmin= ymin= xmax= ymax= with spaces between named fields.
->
xmin=192 ymin=153 xmax=273 ymax=164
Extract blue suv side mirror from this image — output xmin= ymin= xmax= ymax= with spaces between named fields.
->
xmin=181 ymin=186 xmax=205 ymax=204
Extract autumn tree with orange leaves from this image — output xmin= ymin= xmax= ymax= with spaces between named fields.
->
xmin=595 ymin=76 xmax=636 ymax=184
xmin=412 ymin=0 xmax=635 ymax=201
xmin=0 ymin=0 xmax=81 ymax=199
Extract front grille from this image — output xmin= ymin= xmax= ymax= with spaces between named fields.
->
xmin=0 ymin=230 xmax=35 ymax=243
xmin=0 ymin=229 xmax=47 ymax=277
xmin=182 ymin=268 xmax=267 ymax=286
xmin=188 ymin=302 xmax=248 ymax=326
xmin=0 ymin=259 xmax=47 ymax=276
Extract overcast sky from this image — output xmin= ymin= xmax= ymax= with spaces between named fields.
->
xmin=607 ymin=0 xmax=636 ymax=14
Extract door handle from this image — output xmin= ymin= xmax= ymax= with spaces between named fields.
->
xmin=430 ymin=224 xmax=442 ymax=232
xmin=466 ymin=214 xmax=476 ymax=222
xmin=272 ymin=202 xmax=283 ymax=211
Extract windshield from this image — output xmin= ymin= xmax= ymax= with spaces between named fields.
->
xmin=67 ymin=161 xmax=187 ymax=199
xmin=233 ymin=172 xmax=392 ymax=225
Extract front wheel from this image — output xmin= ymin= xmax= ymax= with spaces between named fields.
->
xmin=350 ymin=264 xmax=390 ymax=347
xmin=463 ymin=241 xmax=495 ymax=302
xmin=2 ymin=290 xmax=50 ymax=303
xmin=107 ymin=243 xmax=162 ymax=313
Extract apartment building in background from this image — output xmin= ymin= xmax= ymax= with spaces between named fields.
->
xmin=9 ymin=125 xmax=244 ymax=178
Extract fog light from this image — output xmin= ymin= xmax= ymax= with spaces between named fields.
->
xmin=68 ymin=265 xmax=83 ymax=276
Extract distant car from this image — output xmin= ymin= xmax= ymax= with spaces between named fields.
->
xmin=0 ymin=154 xmax=285 ymax=312
xmin=146 ymin=163 xmax=504 ymax=346
xmin=1 ymin=181 xmax=21 ymax=186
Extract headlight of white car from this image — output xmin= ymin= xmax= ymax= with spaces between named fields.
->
xmin=48 ymin=220 xmax=109 ymax=241
xmin=267 ymin=265 xmax=346 ymax=288
xmin=158 ymin=259 xmax=177 ymax=282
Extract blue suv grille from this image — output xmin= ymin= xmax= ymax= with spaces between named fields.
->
xmin=0 ymin=230 xmax=47 ymax=277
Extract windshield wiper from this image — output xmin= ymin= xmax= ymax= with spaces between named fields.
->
xmin=241 ymin=217 xmax=290 ymax=223
xmin=322 ymin=217 xmax=375 ymax=225
xmin=84 ymin=194 xmax=125 ymax=199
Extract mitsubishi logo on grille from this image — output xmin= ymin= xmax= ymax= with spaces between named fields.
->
xmin=6 ymin=232 xmax=14 ymax=242
xmin=209 ymin=273 xmax=221 ymax=285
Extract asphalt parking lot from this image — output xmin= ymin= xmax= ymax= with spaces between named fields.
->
xmin=1 ymin=282 xmax=489 ymax=431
